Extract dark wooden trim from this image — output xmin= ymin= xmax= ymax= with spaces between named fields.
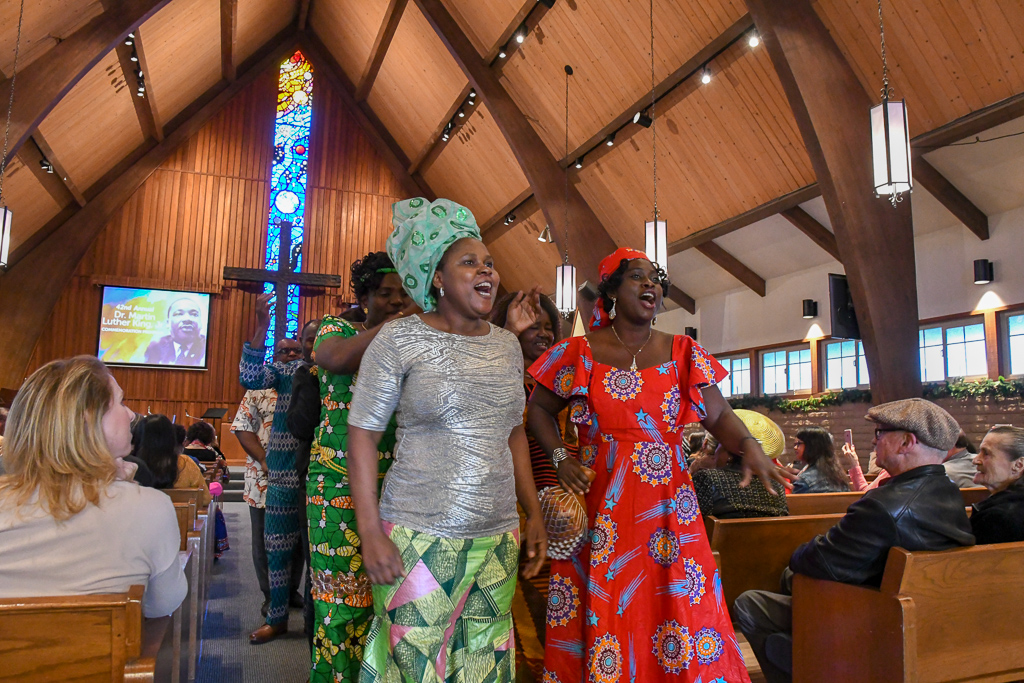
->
xmin=696 ymin=241 xmax=766 ymax=296
xmin=297 ymin=0 xmax=311 ymax=31
xmin=6 ymin=204 xmax=78 ymax=265
xmin=668 ymin=285 xmax=696 ymax=314
xmin=116 ymin=37 xmax=163 ymax=141
xmin=669 ymin=184 xmax=820 ymax=255
xmin=299 ymin=31 xmax=434 ymax=199
xmin=560 ymin=14 xmax=753 ymax=169
xmin=16 ymin=138 xmax=76 ymax=207
xmin=913 ymin=158 xmax=989 ymax=241
xmin=912 ymin=91 xmax=1024 ymax=154
xmin=220 ymin=0 xmax=238 ymax=82
xmin=355 ymin=0 xmax=408 ymax=101
xmin=413 ymin=0 xmax=618 ymax=281
xmin=0 ymin=0 xmax=175 ymax=169
xmin=32 ymin=132 xmax=87 ymax=207
xmin=480 ymin=191 xmax=538 ymax=244
xmin=488 ymin=1 xmax=551 ymax=67
xmin=780 ymin=206 xmax=840 ymax=261
xmin=408 ymin=83 xmax=472 ymax=174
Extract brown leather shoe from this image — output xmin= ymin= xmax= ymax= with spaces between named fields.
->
xmin=249 ymin=622 xmax=287 ymax=644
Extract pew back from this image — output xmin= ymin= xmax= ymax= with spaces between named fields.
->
xmin=709 ymin=514 xmax=843 ymax=609
xmin=785 ymin=487 xmax=988 ymax=516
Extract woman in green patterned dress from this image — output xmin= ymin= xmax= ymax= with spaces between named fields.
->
xmin=307 ymin=251 xmax=415 ymax=683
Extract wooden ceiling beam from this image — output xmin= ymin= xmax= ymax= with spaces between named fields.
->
xmin=116 ymin=34 xmax=163 ymax=142
xmin=408 ymin=84 xmax=472 ymax=175
xmin=220 ymin=0 xmax=238 ymax=82
xmin=0 ymin=31 xmax=302 ymax=390
xmin=912 ymin=91 xmax=1024 ymax=155
xmin=780 ymin=206 xmax=840 ymax=261
xmin=668 ymin=285 xmax=696 ymax=314
xmin=297 ymin=0 xmax=311 ymax=31
xmin=912 ymin=158 xmax=989 ymax=241
xmin=299 ymin=31 xmax=434 ymax=199
xmin=696 ymin=241 xmax=766 ymax=297
xmin=413 ymin=0 xmax=617 ymax=282
xmin=479 ymin=189 xmax=536 ymax=243
xmin=15 ymin=138 xmax=77 ymax=208
xmin=32 ymin=132 xmax=87 ymax=207
xmin=487 ymin=1 xmax=551 ymax=67
xmin=0 ymin=0 xmax=174 ymax=169
xmin=355 ymin=0 xmax=408 ymax=101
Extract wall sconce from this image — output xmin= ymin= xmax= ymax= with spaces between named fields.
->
xmin=802 ymin=299 xmax=818 ymax=319
xmin=684 ymin=326 xmax=698 ymax=339
xmin=973 ymin=259 xmax=994 ymax=285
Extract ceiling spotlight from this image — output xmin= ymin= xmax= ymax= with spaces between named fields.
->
xmin=574 ymin=157 xmax=583 ymax=169
xmin=700 ymin=67 xmax=711 ymax=85
xmin=442 ymin=133 xmax=449 ymax=141
xmin=130 ymin=52 xmax=139 ymax=62
xmin=457 ymin=108 xmax=465 ymax=118
xmin=125 ymin=32 xmax=134 ymax=46
xmin=468 ymin=89 xmax=476 ymax=99
xmin=515 ymin=25 xmax=526 ymax=44
xmin=504 ymin=213 xmax=516 ymax=225
xmin=135 ymin=68 xmax=144 ymax=79
xmin=748 ymin=31 xmax=760 ymax=47
xmin=38 ymin=158 xmax=53 ymax=173
xmin=136 ymin=90 xmax=145 ymax=97
xmin=633 ymin=110 xmax=653 ymax=128
xmin=498 ymin=45 xmax=507 ymax=59
xmin=538 ymin=225 xmax=553 ymax=242
xmin=605 ymin=133 xmax=615 ymax=147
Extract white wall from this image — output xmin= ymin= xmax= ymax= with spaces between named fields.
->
xmin=656 ymin=204 xmax=1024 ymax=355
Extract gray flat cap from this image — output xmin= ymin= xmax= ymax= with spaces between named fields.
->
xmin=866 ymin=398 xmax=960 ymax=451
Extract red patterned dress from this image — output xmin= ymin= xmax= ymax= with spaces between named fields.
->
xmin=529 ymin=335 xmax=751 ymax=683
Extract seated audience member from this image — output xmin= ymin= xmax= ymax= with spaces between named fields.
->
xmin=970 ymin=425 xmax=1024 ymax=544
xmin=943 ymin=431 xmax=980 ymax=487
xmin=790 ymin=427 xmax=850 ymax=493
xmin=692 ymin=411 xmax=788 ymax=519
xmin=733 ymin=398 xmax=975 ymax=683
xmin=134 ymin=414 xmax=212 ymax=506
xmin=841 ymin=440 xmax=888 ymax=491
xmin=184 ymin=421 xmax=221 ymax=463
xmin=0 ymin=356 xmax=187 ymax=618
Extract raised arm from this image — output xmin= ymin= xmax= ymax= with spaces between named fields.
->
xmin=239 ymin=293 xmax=283 ymax=390
xmin=314 ymin=305 xmax=415 ymax=375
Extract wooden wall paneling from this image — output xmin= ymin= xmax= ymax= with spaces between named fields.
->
xmin=35 ymin=49 xmax=146 ymax=193
xmin=497 ymin=0 xmax=747 ymax=158
xmin=812 ymin=0 xmax=1024 ymax=136
xmin=0 ymin=0 xmax=105 ymax=77
xmin=0 ymin=156 xmax=66 ymax=253
xmin=139 ymin=0 xmax=222 ymax=125
xmin=235 ymin=0 xmax=299 ymax=66
xmin=440 ymin=0 xmax=526 ymax=58
xmin=420 ymin=102 xmax=529 ymax=221
xmin=364 ymin=2 xmax=469 ymax=159
xmin=308 ymin=0 xmax=392 ymax=86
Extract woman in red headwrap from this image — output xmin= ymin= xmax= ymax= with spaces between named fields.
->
xmin=527 ymin=248 xmax=785 ymax=683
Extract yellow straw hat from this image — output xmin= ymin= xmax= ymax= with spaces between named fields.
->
xmin=732 ymin=409 xmax=786 ymax=460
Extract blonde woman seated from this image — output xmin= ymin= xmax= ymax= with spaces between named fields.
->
xmin=0 ymin=356 xmax=187 ymax=618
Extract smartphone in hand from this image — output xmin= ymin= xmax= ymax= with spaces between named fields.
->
xmin=844 ymin=429 xmax=854 ymax=447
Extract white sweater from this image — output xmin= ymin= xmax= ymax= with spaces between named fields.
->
xmin=0 ymin=481 xmax=187 ymax=617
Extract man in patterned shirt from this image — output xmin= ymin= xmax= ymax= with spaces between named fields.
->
xmin=232 ymin=337 xmax=305 ymax=617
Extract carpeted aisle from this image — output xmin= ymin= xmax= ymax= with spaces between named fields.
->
xmin=197 ymin=502 xmax=312 ymax=683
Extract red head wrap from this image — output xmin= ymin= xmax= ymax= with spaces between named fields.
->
xmin=589 ymin=248 xmax=652 ymax=330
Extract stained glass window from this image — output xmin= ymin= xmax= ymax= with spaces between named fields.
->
xmin=262 ymin=50 xmax=313 ymax=354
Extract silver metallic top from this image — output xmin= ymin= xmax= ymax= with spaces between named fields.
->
xmin=348 ymin=315 xmax=525 ymax=539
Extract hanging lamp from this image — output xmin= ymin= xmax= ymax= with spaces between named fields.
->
xmin=0 ymin=0 xmax=24 ymax=272
xmin=555 ymin=65 xmax=577 ymax=316
xmin=642 ymin=0 xmax=668 ymax=274
xmin=870 ymin=0 xmax=912 ymax=207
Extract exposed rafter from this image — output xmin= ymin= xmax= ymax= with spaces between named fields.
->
xmin=0 ymin=32 xmax=302 ymax=390
xmin=297 ymin=0 xmax=311 ymax=31
xmin=220 ymin=0 xmax=238 ymax=81
xmin=16 ymin=138 xmax=77 ymax=208
xmin=116 ymin=34 xmax=163 ymax=142
xmin=32 ymin=132 xmax=87 ymax=207
xmin=355 ymin=0 xmax=408 ymax=101
xmin=413 ymin=0 xmax=617 ymax=280
xmin=479 ymin=189 xmax=536 ymax=243
xmin=696 ymin=241 xmax=766 ymax=296
xmin=299 ymin=32 xmax=435 ymax=200
xmin=0 ymin=0 xmax=174 ymax=169
xmin=668 ymin=285 xmax=696 ymax=315
xmin=912 ymin=91 xmax=1024 ymax=155
xmin=913 ymin=158 xmax=989 ymax=241
xmin=780 ymin=206 xmax=840 ymax=261
xmin=487 ymin=1 xmax=551 ymax=66
xmin=408 ymin=84 xmax=473 ymax=175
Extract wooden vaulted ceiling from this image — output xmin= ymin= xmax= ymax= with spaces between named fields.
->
xmin=2 ymin=0 xmax=1024 ymax=300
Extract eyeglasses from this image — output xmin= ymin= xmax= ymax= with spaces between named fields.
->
xmin=874 ymin=427 xmax=903 ymax=439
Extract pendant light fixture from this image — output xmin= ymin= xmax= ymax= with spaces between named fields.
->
xmin=555 ymin=64 xmax=577 ymax=317
xmin=643 ymin=0 xmax=668 ymax=274
xmin=870 ymin=0 xmax=912 ymax=207
xmin=0 ymin=0 xmax=24 ymax=272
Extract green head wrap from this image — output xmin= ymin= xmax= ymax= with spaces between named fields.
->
xmin=388 ymin=197 xmax=481 ymax=311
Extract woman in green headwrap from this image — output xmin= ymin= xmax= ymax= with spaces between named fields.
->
xmin=306 ymin=251 xmax=415 ymax=682
xmin=346 ymin=198 xmax=547 ymax=683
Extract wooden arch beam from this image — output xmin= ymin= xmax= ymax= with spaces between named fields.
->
xmin=781 ymin=206 xmax=840 ymax=261
xmin=413 ymin=0 xmax=617 ymax=282
xmin=0 ymin=0 xmax=174 ymax=169
xmin=913 ymin=158 xmax=989 ymax=241
xmin=746 ymin=0 xmax=921 ymax=403
xmin=221 ymin=0 xmax=238 ymax=81
xmin=355 ymin=0 xmax=408 ymax=101
xmin=696 ymin=242 xmax=766 ymax=297
xmin=116 ymin=32 xmax=163 ymax=141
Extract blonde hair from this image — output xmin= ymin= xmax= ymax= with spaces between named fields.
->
xmin=0 ymin=356 xmax=119 ymax=520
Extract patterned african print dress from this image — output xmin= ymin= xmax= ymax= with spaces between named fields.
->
xmin=308 ymin=315 xmax=398 ymax=682
xmin=529 ymin=335 xmax=751 ymax=683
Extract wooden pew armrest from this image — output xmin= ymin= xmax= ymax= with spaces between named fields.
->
xmin=124 ymin=616 xmax=172 ymax=682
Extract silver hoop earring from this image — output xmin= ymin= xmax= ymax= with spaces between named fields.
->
xmin=608 ymin=298 xmax=616 ymax=320
xmin=439 ymin=286 xmax=445 ymax=298
xmin=653 ymin=315 xmax=658 ymax=326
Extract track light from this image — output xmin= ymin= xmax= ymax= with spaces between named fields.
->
xmin=457 ymin=108 xmax=465 ymax=118
xmin=442 ymin=133 xmax=449 ymax=141
xmin=701 ymin=67 xmax=711 ymax=85
xmin=504 ymin=213 xmax=516 ymax=225
xmin=633 ymin=110 xmax=653 ymax=128
xmin=135 ymin=68 xmax=144 ymax=79
xmin=498 ymin=45 xmax=507 ymax=59
xmin=748 ymin=31 xmax=760 ymax=47
xmin=574 ymin=157 xmax=583 ymax=169
xmin=130 ymin=51 xmax=139 ymax=62
xmin=538 ymin=225 xmax=553 ymax=242
xmin=39 ymin=158 xmax=53 ymax=173
xmin=515 ymin=25 xmax=526 ymax=44
xmin=605 ymin=133 xmax=615 ymax=147
xmin=468 ymin=89 xmax=476 ymax=99
xmin=125 ymin=32 xmax=134 ymax=46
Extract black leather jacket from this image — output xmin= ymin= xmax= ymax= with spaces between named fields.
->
xmin=790 ymin=464 xmax=975 ymax=587
xmin=971 ymin=477 xmax=1024 ymax=544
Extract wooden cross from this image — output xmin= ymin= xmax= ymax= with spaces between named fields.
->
xmin=223 ymin=220 xmax=341 ymax=343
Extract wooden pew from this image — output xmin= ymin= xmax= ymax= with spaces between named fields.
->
xmin=0 ymin=585 xmax=173 ymax=682
xmin=708 ymin=514 xmax=844 ymax=610
xmin=169 ymin=498 xmax=202 ymax=682
xmin=792 ymin=541 xmax=1024 ymax=682
xmin=786 ymin=487 xmax=989 ymax=516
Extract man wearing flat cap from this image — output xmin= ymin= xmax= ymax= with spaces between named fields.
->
xmin=733 ymin=398 xmax=975 ymax=683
